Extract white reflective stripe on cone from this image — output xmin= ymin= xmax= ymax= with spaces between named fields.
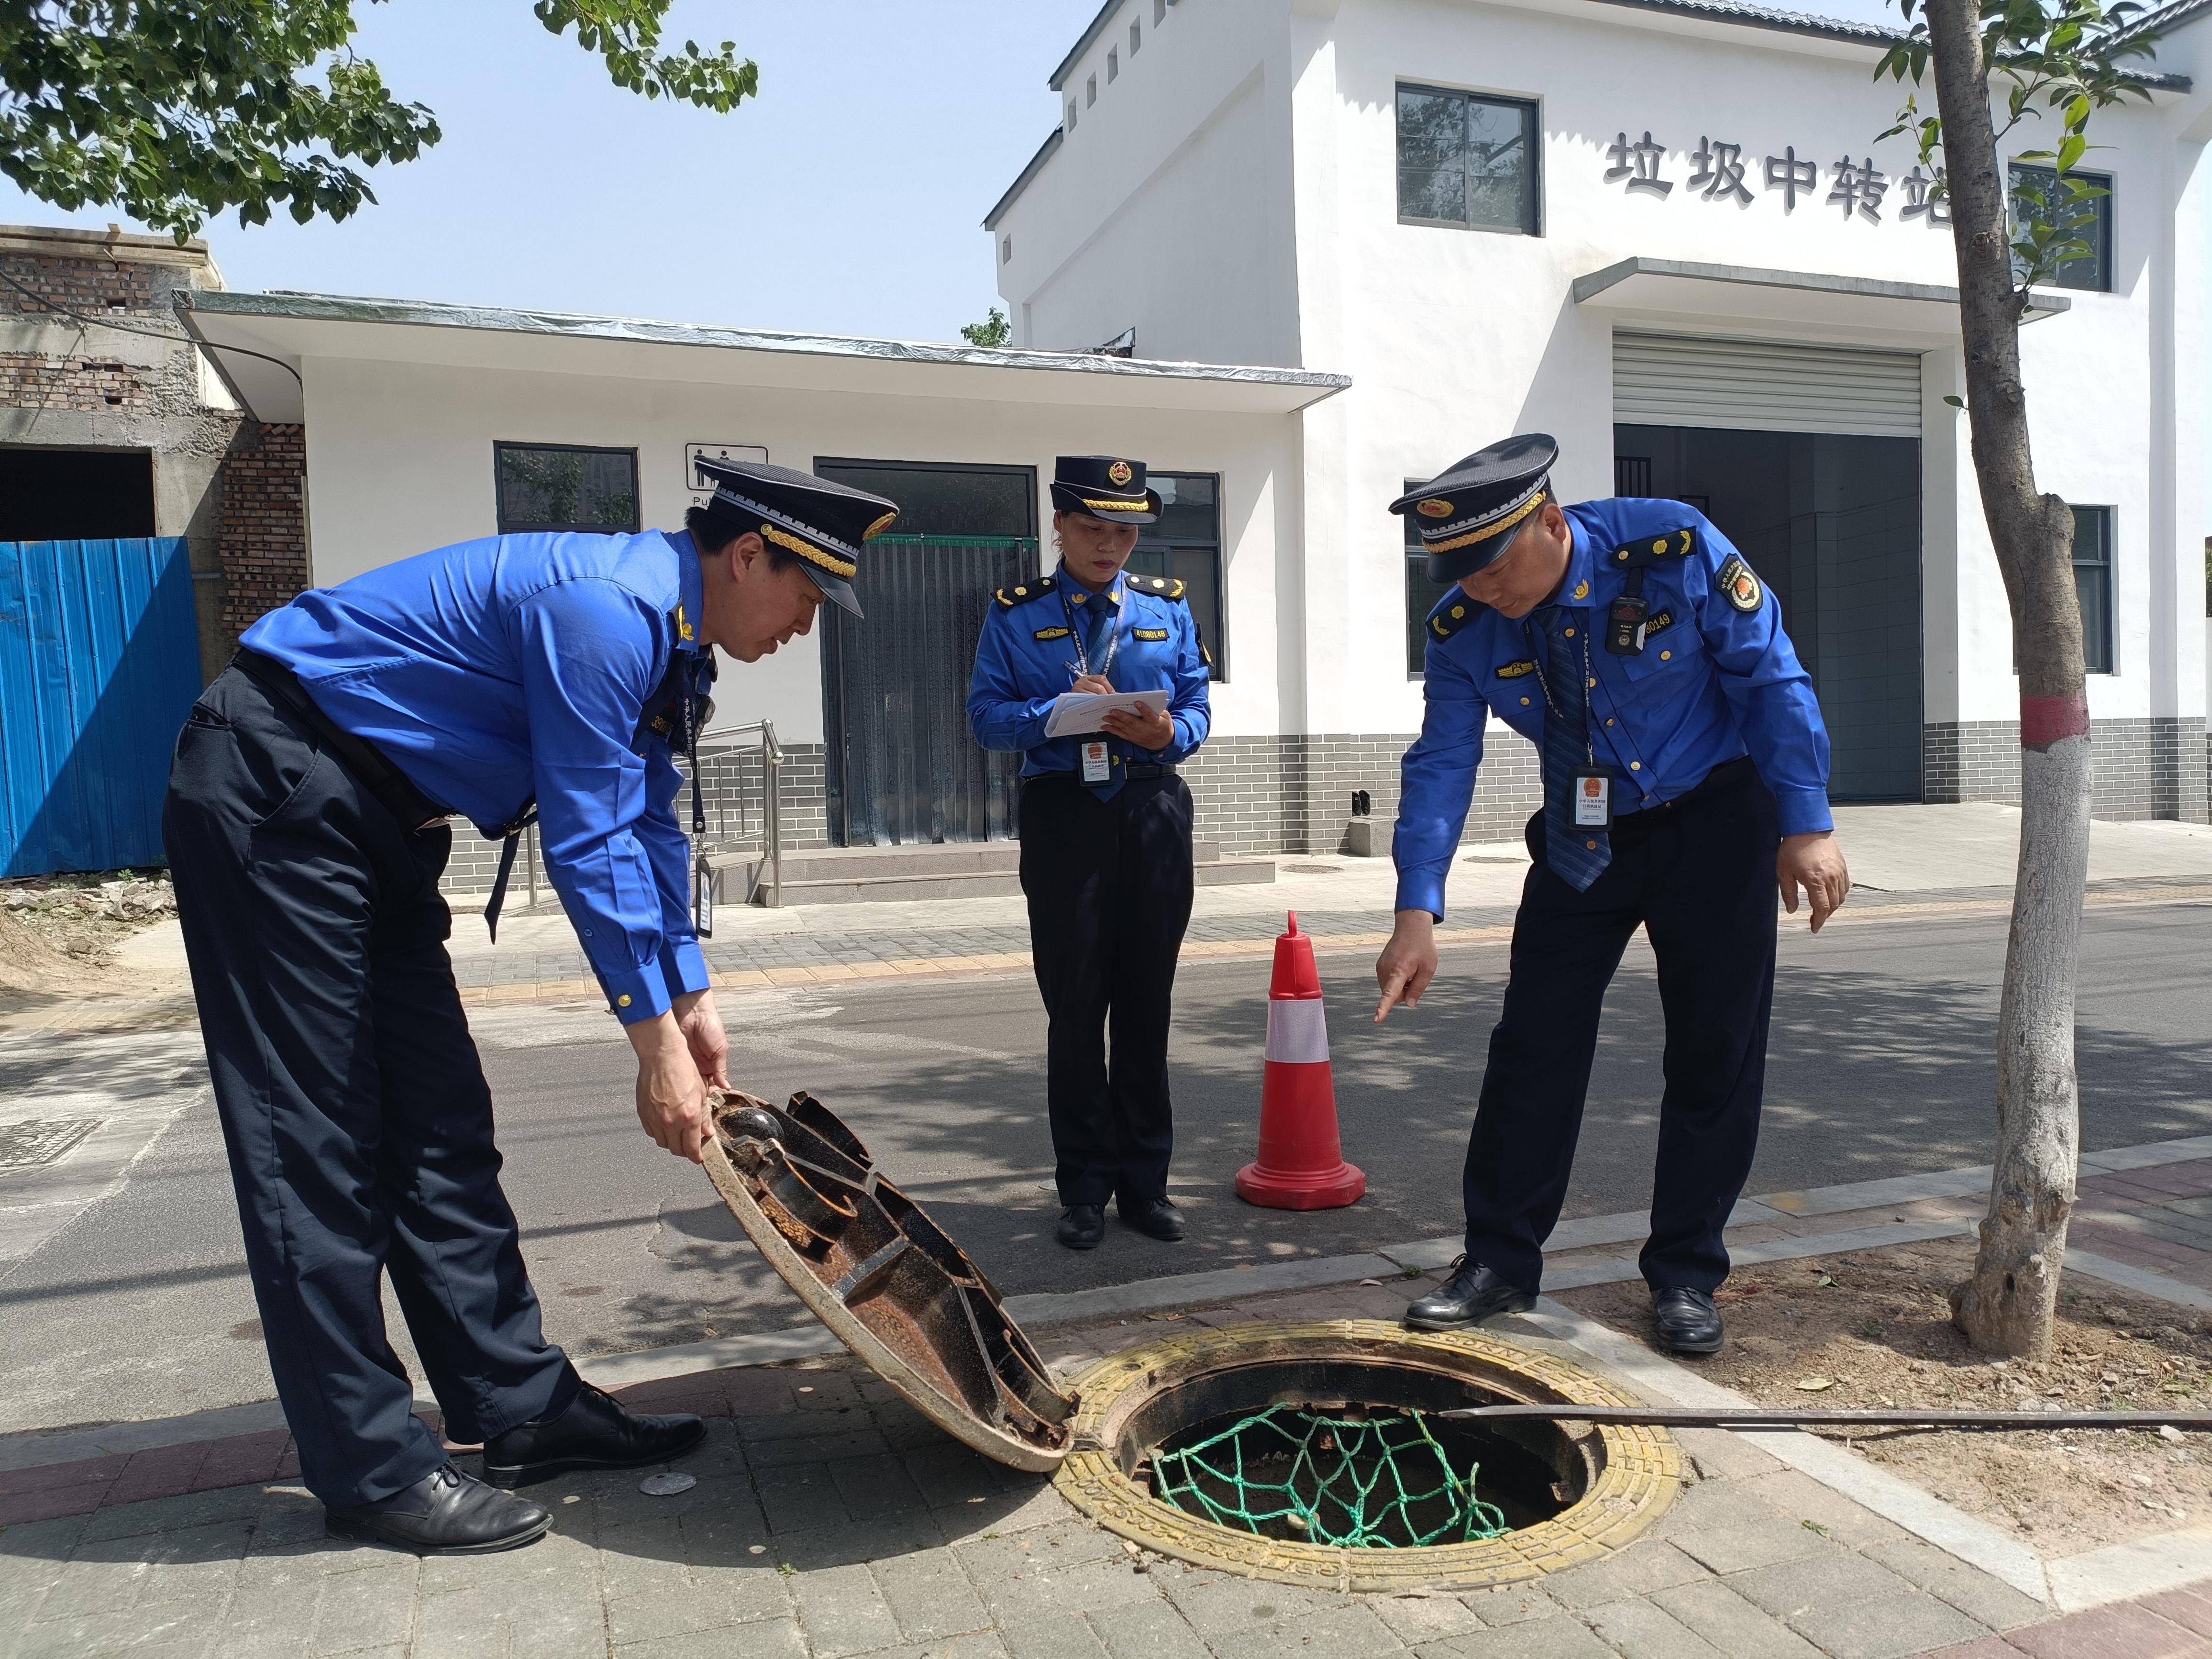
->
xmin=1265 ymin=997 xmax=1330 ymax=1065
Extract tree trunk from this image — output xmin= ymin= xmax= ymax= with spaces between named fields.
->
xmin=1922 ymin=0 xmax=2093 ymax=1360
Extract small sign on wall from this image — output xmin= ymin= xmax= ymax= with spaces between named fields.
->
xmin=686 ymin=442 xmax=768 ymax=504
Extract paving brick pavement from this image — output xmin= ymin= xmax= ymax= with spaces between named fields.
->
xmin=0 ymin=1270 xmax=2126 ymax=1659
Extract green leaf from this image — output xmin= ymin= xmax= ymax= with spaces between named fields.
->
xmin=1944 ymin=395 xmax=1966 ymax=408
xmin=1 ymin=0 xmax=756 ymax=234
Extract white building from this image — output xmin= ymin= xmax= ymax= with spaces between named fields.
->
xmin=989 ymin=0 xmax=2212 ymax=825
xmin=174 ymin=0 xmax=2212 ymax=890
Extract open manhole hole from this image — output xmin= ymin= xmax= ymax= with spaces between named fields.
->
xmin=1052 ymin=1321 xmax=1680 ymax=1591
xmin=697 ymin=1092 xmax=1676 ymax=1590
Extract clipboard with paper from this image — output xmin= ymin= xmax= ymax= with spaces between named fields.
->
xmin=1044 ymin=691 xmax=1161 ymax=739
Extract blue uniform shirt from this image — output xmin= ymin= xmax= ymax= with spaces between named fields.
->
xmin=1395 ymin=498 xmax=1832 ymax=920
xmin=242 ymin=529 xmax=713 ymax=1025
xmin=967 ymin=571 xmax=1212 ymax=788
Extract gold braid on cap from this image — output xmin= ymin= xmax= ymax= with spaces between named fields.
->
xmin=1080 ymin=497 xmax=1150 ymax=512
xmin=761 ymin=522 xmax=858 ymax=580
xmin=1425 ymin=489 xmax=1548 ymax=555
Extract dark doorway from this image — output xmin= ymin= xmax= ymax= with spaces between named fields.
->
xmin=0 ymin=449 xmax=156 ymax=542
xmin=814 ymin=459 xmax=1040 ymax=846
xmin=1614 ymin=425 xmax=1923 ymax=801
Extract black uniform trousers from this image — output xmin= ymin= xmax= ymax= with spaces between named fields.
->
xmin=1019 ymin=773 xmax=1196 ymax=1209
xmin=1463 ymin=762 xmax=1780 ymax=1296
xmin=162 ymin=667 xmax=576 ymax=1507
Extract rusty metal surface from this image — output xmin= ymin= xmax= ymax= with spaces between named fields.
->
xmin=701 ymin=1090 xmax=1074 ymax=1471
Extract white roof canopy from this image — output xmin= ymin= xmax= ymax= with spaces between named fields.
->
xmin=175 ymin=290 xmax=1351 ymax=425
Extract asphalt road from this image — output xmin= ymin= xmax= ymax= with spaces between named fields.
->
xmin=3 ymin=898 xmax=2209 ymax=1438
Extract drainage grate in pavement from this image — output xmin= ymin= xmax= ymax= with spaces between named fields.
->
xmin=0 ymin=1118 xmax=102 ymax=1171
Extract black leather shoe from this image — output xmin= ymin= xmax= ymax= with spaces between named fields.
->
xmin=1119 ymin=1196 xmax=1185 ymax=1242
xmin=326 ymin=1463 xmax=549 ymax=1554
xmin=482 ymin=1381 xmax=707 ymax=1486
xmin=1057 ymin=1204 xmax=1106 ymax=1250
xmin=1404 ymin=1258 xmax=1537 ymax=1331
xmin=1652 ymin=1287 xmax=1725 ymax=1355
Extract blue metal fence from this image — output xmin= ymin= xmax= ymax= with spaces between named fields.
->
xmin=0 ymin=538 xmax=202 ymax=877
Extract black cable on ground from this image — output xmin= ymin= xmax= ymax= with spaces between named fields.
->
xmin=1442 ymin=1404 xmax=2212 ymax=1432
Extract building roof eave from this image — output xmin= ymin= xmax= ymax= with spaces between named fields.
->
xmin=175 ymin=288 xmax=1352 ymax=418
xmin=1049 ymin=0 xmax=1127 ymax=91
xmin=984 ymin=128 xmax=1064 ymax=231
xmin=1575 ymin=256 xmax=2072 ymax=344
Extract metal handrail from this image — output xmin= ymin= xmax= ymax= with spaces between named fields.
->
xmin=695 ymin=719 xmax=784 ymax=911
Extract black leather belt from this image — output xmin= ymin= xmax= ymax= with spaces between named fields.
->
xmin=232 ymin=649 xmax=455 ymax=833
xmin=1026 ymin=763 xmax=1178 ymax=785
xmin=1612 ymin=755 xmax=1758 ymax=826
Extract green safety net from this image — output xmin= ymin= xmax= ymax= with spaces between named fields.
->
xmin=1149 ymin=1405 xmax=1510 ymax=1548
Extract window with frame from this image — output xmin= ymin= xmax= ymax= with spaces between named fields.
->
xmin=2008 ymin=163 xmax=2113 ymax=292
xmin=1126 ymin=472 xmax=1226 ymax=680
xmin=1397 ymin=83 xmax=1540 ymax=234
xmin=1404 ymin=481 xmax=1459 ymax=676
xmin=494 ymin=442 xmax=640 ymax=534
xmin=2071 ymin=504 xmax=2114 ymax=673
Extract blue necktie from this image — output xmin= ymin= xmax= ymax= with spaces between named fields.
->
xmin=1540 ymin=608 xmax=1611 ymax=891
xmin=1086 ymin=603 xmax=1115 ymax=685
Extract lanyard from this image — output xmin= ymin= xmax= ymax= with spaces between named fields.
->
xmin=1061 ymin=585 xmax=1123 ymax=684
xmin=1524 ymin=611 xmax=1598 ymax=769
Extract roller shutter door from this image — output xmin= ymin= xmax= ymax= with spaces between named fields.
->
xmin=1613 ymin=332 xmax=1922 ymax=438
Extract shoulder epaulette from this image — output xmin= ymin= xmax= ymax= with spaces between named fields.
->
xmin=1130 ymin=575 xmax=1187 ymax=602
xmin=1426 ymin=591 xmax=1484 ymax=641
xmin=1607 ymin=525 xmax=1697 ymax=571
xmin=994 ymin=573 xmax=1058 ymax=608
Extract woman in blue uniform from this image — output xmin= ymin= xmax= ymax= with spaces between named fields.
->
xmin=968 ymin=456 xmax=1213 ymax=1251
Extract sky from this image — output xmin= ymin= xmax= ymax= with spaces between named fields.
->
xmin=0 ymin=0 xmax=1920 ymax=345
xmin=0 ymin=0 xmax=1105 ymax=344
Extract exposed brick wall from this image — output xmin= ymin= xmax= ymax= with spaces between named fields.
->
xmin=0 ymin=252 xmax=157 ymax=317
xmin=0 ymin=353 xmax=148 ymax=410
xmin=1924 ymin=717 xmax=2209 ymax=822
xmin=216 ymin=422 xmax=308 ymax=645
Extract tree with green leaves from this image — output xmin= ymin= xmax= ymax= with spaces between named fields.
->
xmin=0 ymin=1 xmax=757 ymax=240
xmin=1877 ymin=0 xmax=2158 ymax=1358
xmin=960 ymin=306 xmax=1012 ymax=349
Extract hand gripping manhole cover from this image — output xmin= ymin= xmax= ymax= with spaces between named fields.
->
xmin=702 ymin=1091 xmax=1075 ymax=1471
xmin=1050 ymin=1321 xmax=1682 ymax=1592
xmin=0 ymin=1118 xmax=101 ymax=1171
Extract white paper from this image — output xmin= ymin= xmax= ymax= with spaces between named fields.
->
xmin=1045 ymin=691 xmax=1159 ymax=739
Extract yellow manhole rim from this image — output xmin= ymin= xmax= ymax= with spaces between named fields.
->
xmin=1051 ymin=1318 xmax=1681 ymax=1593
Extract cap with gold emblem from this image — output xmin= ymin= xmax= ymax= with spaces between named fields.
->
xmin=694 ymin=457 xmax=899 ymax=619
xmin=1390 ymin=433 xmax=1559 ymax=584
xmin=1049 ymin=455 xmax=1162 ymax=525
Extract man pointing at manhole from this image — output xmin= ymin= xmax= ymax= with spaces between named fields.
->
xmin=162 ymin=460 xmax=897 ymax=1553
xmin=1373 ymin=435 xmax=1849 ymax=1358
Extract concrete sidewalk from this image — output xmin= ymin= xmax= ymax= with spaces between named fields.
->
xmin=14 ymin=1136 xmax=2212 ymax=1656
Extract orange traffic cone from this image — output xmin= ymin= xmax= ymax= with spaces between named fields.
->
xmin=1235 ymin=912 xmax=1366 ymax=1209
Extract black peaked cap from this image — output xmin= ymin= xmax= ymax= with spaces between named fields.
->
xmin=1051 ymin=455 xmax=1161 ymax=525
xmin=1391 ymin=434 xmax=1559 ymax=583
xmin=694 ymin=458 xmax=898 ymax=619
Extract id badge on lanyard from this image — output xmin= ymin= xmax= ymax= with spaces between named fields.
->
xmin=1572 ymin=765 xmax=1615 ymax=829
xmin=1080 ymin=740 xmax=1112 ymax=785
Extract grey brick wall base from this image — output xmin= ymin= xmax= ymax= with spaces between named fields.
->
xmin=439 ymin=742 xmax=831 ymax=897
xmin=1180 ymin=730 xmax=1542 ymax=855
xmin=434 ymin=733 xmax=1543 ymax=893
xmin=1923 ymin=716 xmax=2209 ymax=822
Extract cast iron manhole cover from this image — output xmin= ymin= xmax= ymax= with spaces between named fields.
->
xmin=0 ymin=1118 xmax=102 ymax=1171
xmin=1281 ymin=863 xmax=1341 ymax=875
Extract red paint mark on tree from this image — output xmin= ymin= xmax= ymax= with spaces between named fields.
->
xmin=2020 ymin=692 xmax=2090 ymax=749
